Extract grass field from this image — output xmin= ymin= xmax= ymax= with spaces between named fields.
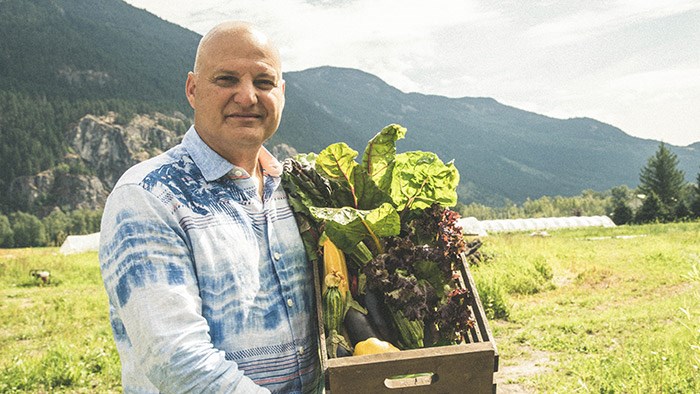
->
xmin=0 ymin=221 xmax=698 ymax=392
xmin=473 ymin=221 xmax=700 ymax=393
xmin=0 ymin=249 xmax=120 ymax=393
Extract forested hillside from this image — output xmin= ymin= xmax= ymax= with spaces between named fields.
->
xmin=0 ymin=0 xmax=198 ymax=211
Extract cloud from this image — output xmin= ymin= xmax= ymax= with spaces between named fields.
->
xmin=125 ymin=0 xmax=506 ymax=91
xmin=524 ymin=0 xmax=700 ymax=47
xmin=611 ymin=68 xmax=700 ymax=92
xmin=123 ymin=0 xmax=700 ymax=145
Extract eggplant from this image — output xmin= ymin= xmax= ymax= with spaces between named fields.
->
xmin=363 ymin=289 xmax=398 ymax=344
xmin=336 ymin=344 xmax=353 ymax=357
xmin=344 ymin=306 xmax=380 ymax=345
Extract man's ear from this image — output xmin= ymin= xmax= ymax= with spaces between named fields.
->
xmin=185 ymin=72 xmax=196 ymax=109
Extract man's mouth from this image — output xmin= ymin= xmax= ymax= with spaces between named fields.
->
xmin=227 ymin=113 xmax=262 ymax=120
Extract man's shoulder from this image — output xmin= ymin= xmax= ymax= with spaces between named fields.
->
xmin=112 ymin=144 xmax=192 ymax=190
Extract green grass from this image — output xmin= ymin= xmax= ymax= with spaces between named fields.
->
xmin=473 ymin=221 xmax=700 ymax=393
xmin=0 ymin=222 xmax=698 ymax=392
xmin=0 ymin=249 xmax=120 ymax=393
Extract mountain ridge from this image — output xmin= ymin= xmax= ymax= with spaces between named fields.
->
xmin=0 ymin=0 xmax=697 ymax=213
xmin=273 ymin=65 xmax=698 ymax=203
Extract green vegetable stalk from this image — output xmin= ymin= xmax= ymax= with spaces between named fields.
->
xmin=391 ymin=308 xmax=424 ymax=350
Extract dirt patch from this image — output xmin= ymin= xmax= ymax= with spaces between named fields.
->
xmin=552 ymin=269 xmax=575 ymax=288
xmin=495 ymin=348 xmax=552 ymax=393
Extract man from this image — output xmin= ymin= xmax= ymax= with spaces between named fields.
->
xmin=99 ymin=21 xmax=321 ymax=393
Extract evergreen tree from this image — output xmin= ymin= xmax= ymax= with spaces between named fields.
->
xmin=691 ymin=170 xmax=700 ymax=219
xmin=638 ymin=143 xmax=686 ymax=219
xmin=673 ymin=201 xmax=691 ymax=221
xmin=634 ymin=193 xmax=664 ymax=224
xmin=612 ymin=202 xmax=634 ymax=225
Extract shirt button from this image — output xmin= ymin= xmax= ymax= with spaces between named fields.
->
xmin=297 ymin=346 xmax=304 ymax=356
xmin=287 ymin=298 xmax=294 ymax=307
xmin=234 ymin=170 xmax=243 ymax=177
xmin=273 ymin=252 xmax=282 ymax=261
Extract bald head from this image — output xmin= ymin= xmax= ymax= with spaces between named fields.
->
xmin=184 ymin=20 xmax=286 ymax=169
xmin=193 ymin=21 xmax=282 ymax=77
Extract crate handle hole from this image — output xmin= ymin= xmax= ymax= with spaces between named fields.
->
xmin=384 ymin=372 xmax=437 ymax=388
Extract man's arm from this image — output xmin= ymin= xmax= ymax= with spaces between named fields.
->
xmin=99 ymin=183 xmax=270 ymax=393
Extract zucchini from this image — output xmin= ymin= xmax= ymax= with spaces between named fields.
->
xmin=323 ymin=273 xmax=346 ymax=336
xmin=326 ymin=329 xmax=353 ymax=359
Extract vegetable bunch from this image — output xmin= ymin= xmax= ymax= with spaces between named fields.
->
xmin=282 ymin=124 xmax=475 ymax=357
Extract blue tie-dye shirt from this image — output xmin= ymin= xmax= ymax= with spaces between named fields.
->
xmin=99 ymin=127 xmax=321 ymax=393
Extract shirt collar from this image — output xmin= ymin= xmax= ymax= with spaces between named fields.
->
xmin=182 ymin=126 xmax=283 ymax=182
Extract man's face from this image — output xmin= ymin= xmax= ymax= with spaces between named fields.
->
xmin=185 ymin=30 xmax=285 ymax=161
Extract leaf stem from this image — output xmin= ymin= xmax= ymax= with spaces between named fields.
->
xmin=360 ymin=219 xmax=383 ymax=254
xmin=332 ymin=157 xmax=358 ymax=209
xmin=404 ymin=177 xmax=430 ymax=211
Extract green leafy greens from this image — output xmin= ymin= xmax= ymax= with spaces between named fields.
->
xmin=282 ymin=124 xmax=473 ymax=350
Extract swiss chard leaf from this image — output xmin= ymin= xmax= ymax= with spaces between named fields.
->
xmin=389 ymin=151 xmax=459 ymax=211
xmin=309 ymin=203 xmax=400 ymax=251
xmin=315 ymin=143 xmax=359 ymax=207
xmin=362 ymin=124 xmax=407 ymax=193
xmin=351 ymin=166 xmax=392 ymax=210
xmin=315 ymin=141 xmax=391 ymax=210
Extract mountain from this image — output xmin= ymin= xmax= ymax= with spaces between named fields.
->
xmin=0 ymin=0 xmax=199 ymax=107
xmin=7 ymin=112 xmax=187 ymax=215
xmin=0 ymin=0 xmax=698 ymax=214
xmin=0 ymin=0 xmax=199 ymax=209
xmin=273 ymin=66 xmax=700 ymax=204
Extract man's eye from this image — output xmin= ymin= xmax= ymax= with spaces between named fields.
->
xmin=255 ymin=80 xmax=277 ymax=89
xmin=214 ymin=76 xmax=238 ymax=86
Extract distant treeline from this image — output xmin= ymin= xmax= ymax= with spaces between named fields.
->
xmin=3 ymin=184 xmax=697 ymax=249
xmin=0 ymin=208 xmax=101 ymax=248
xmin=458 ymin=182 xmax=700 ymax=225
xmin=457 ymin=189 xmax=613 ymax=220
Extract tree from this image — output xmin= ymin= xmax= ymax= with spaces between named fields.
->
xmin=690 ymin=170 xmax=700 ymax=219
xmin=42 ymin=208 xmax=71 ymax=246
xmin=609 ymin=185 xmax=633 ymax=225
xmin=638 ymin=143 xmax=686 ymax=218
xmin=612 ymin=202 xmax=634 ymax=225
xmin=9 ymin=211 xmax=46 ymax=247
xmin=674 ymin=201 xmax=691 ymax=221
xmin=0 ymin=214 xmax=13 ymax=247
xmin=635 ymin=193 xmax=664 ymax=224
xmin=610 ymin=185 xmax=632 ymax=206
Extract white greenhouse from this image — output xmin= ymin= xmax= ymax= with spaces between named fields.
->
xmin=59 ymin=232 xmax=100 ymax=255
xmin=458 ymin=215 xmax=615 ymax=236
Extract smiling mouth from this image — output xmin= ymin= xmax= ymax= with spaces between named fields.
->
xmin=227 ymin=113 xmax=262 ymax=119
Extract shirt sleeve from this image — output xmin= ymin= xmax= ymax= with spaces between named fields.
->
xmin=99 ymin=183 xmax=270 ymax=394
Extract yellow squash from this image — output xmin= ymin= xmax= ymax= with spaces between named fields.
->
xmin=322 ymin=237 xmax=349 ymax=299
xmin=353 ymin=337 xmax=400 ymax=356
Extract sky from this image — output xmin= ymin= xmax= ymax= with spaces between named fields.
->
xmin=124 ymin=0 xmax=700 ymax=146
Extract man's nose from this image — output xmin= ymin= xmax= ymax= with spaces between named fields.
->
xmin=233 ymin=80 xmax=257 ymax=106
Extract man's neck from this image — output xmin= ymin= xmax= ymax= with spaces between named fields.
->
xmin=229 ymin=150 xmax=265 ymax=199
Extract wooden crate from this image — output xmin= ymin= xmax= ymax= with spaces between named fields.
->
xmin=314 ymin=253 xmax=499 ymax=393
